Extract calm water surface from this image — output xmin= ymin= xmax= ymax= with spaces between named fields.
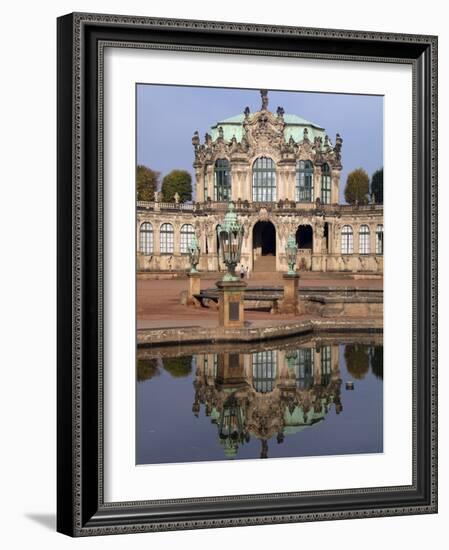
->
xmin=136 ymin=334 xmax=383 ymax=464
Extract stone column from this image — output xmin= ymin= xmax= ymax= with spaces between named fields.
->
xmin=331 ymin=168 xmax=340 ymax=204
xmin=313 ymin=348 xmax=322 ymax=385
xmin=313 ymin=166 xmax=322 ymax=202
xmin=230 ymin=164 xmax=240 ymax=202
xmin=186 ymin=272 xmax=201 ymax=307
xmin=204 ymin=163 xmax=213 ymax=201
xmin=331 ymin=345 xmax=340 ymax=378
xmin=313 ymin=223 xmax=323 ymax=255
xmin=194 ymin=162 xmax=205 ymax=203
xmin=136 ymin=219 xmax=141 ymax=254
xmin=245 ymin=354 xmax=253 ymax=385
xmin=245 ymin=169 xmax=252 ymax=202
xmin=278 ymin=273 xmax=300 ymax=315
xmin=230 ymin=162 xmax=249 ymax=202
xmin=173 ymin=223 xmax=181 ymax=257
xmin=153 ymin=225 xmax=160 ymax=255
xmin=290 ymin=163 xmax=297 ymax=201
xmin=352 ymin=223 xmax=360 ymax=273
xmin=278 ymin=159 xmax=296 ymax=201
xmin=370 ymin=223 xmax=377 ymax=256
xmin=334 ymin=224 xmax=340 ymax=257
xmin=311 ymin=222 xmax=324 ymax=272
xmin=353 ymin=223 xmax=359 ymax=254
xmin=216 ymin=279 xmax=247 ymax=328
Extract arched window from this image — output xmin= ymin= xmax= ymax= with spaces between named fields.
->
xmin=320 ymin=346 xmax=332 ymax=386
xmin=180 ymin=224 xmax=195 ymax=254
xmin=376 ymin=224 xmax=384 ymax=254
xmin=252 ymin=157 xmax=276 ymax=202
xmin=359 ymin=225 xmax=370 ymax=254
xmin=139 ymin=222 xmax=153 ymax=255
xmin=160 ymin=223 xmax=174 ymax=254
xmin=341 ymin=225 xmax=353 ymax=254
xmin=252 ymin=350 xmax=277 ymax=393
xmin=214 ymin=159 xmax=231 ymax=201
xmin=296 ymin=160 xmax=314 ymax=202
xmin=321 ymin=163 xmax=331 ymax=204
xmin=293 ymin=348 xmax=314 ymax=390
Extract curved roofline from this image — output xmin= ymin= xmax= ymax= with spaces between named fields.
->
xmin=211 ymin=112 xmax=325 ymax=131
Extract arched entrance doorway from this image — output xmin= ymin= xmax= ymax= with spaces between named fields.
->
xmin=252 ymin=221 xmax=276 ymax=272
xmin=295 ymin=225 xmax=313 ymax=271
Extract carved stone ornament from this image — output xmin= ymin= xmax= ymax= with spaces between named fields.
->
xmin=257 ymin=207 xmax=270 ymax=221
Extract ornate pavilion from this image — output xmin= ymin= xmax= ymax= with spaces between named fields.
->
xmin=137 ymin=90 xmax=383 ymax=274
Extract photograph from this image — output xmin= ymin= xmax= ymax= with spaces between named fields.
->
xmin=54 ymin=10 xmax=437 ymax=537
xmin=135 ymin=85 xmax=384 ymax=465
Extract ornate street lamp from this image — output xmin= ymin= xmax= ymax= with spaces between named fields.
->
xmin=217 ymin=202 xmax=244 ymax=281
xmin=188 ymin=234 xmax=200 ymax=273
xmin=285 ymin=234 xmax=298 ymax=275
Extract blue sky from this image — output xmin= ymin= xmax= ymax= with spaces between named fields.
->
xmin=137 ymin=85 xmax=383 ymax=204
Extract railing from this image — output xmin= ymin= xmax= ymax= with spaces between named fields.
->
xmin=136 ymin=200 xmax=383 ymax=214
xmin=137 ymin=201 xmax=195 ymax=211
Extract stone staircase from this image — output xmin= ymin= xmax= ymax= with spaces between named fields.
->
xmin=252 ymin=255 xmax=276 ymax=272
xmin=250 ymin=256 xmax=281 ymax=281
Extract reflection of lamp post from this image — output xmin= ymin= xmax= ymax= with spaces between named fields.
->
xmin=217 ymin=202 xmax=244 ymax=281
xmin=216 ymin=202 xmax=247 ymax=328
xmin=218 ymin=395 xmax=246 ymax=458
xmin=186 ymin=234 xmax=201 ymax=307
xmin=278 ymin=235 xmax=301 ymax=314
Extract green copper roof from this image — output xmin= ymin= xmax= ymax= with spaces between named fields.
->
xmin=283 ymin=400 xmax=328 ymax=427
xmin=210 ymin=112 xmax=326 ymax=143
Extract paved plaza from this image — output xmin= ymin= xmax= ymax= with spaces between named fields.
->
xmin=137 ymin=272 xmax=383 ymax=330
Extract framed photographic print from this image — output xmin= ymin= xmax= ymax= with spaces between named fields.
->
xmin=57 ymin=12 xmax=438 ymax=536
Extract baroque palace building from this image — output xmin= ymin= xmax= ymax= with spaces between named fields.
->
xmin=137 ymin=90 xmax=383 ymax=274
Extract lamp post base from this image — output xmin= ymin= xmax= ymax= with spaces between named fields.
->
xmin=186 ymin=272 xmax=201 ymax=307
xmin=278 ymin=273 xmax=301 ymax=315
xmin=216 ymin=279 xmax=247 ymax=328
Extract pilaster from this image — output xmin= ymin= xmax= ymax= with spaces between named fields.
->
xmin=331 ymin=168 xmax=340 ymax=204
xmin=153 ymin=225 xmax=160 ymax=255
xmin=313 ymin=165 xmax=322 ymax=202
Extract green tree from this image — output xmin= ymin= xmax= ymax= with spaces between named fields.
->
xmin=371 ymin=346 xmax=383 ymax=380
xmin=344 ymin=168 xmax=370 ymax=205
xmin=344 ymin=344 xmax=370 ymax=380
xmin=162 ymin=356 xmax=193 ymax=378
xmin=136 ymin=358 xmax=160 ymax=382
xmin=161 ymin=170 xmax=192 ymax=203
xmin=371 ymin=168 xmax=383 ymax=204
xmin=136 ymin=165 xmax=159 ymax=201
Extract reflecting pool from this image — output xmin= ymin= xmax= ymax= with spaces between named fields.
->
xmin=136 ymin=333 xmax=383 ymax=464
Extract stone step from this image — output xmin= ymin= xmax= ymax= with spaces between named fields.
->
xmin=253 ymin=255 xmax=276 ymax=272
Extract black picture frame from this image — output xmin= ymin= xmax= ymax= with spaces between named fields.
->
xmin=57 ymin=12 xmax=438 ymax=536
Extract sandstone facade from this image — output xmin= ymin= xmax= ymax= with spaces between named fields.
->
xmin=137 ymin=90 xmax=383 ymax=274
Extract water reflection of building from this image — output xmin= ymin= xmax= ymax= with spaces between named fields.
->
xmin=192 ymin=345 xmax=342 ymax=458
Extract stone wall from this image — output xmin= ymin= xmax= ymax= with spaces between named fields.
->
xmin=137 ymin=203 xmax=384 ymax=274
